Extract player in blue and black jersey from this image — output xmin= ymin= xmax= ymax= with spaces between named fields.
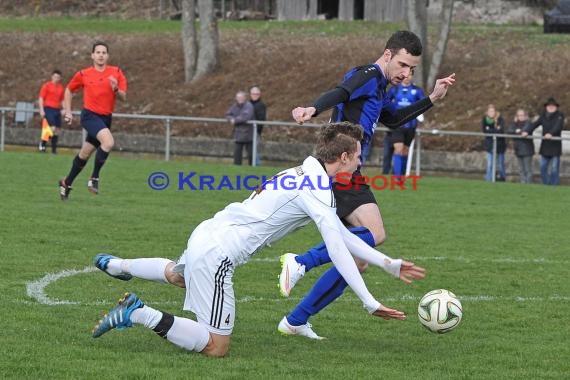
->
xmin=278 ymin=31 xmax=455 ymax=339
xmin=386 ymin=74 xmax=426 ymax=176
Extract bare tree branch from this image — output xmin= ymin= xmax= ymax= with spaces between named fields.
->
xmin=427 ymin=0 xmax=454 ymax=90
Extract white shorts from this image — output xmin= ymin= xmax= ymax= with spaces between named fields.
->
xmin=181 ymin=221 xmax=236 ymax=336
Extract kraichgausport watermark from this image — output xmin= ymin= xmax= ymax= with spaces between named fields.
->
xmin=147 ymin=171 xmax=421 ymax=191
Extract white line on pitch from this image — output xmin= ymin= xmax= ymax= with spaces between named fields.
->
xmin=24 ymin=265 xmax=570 ymax=307
xmin=26 ymin=266 xmax=98 ymax=305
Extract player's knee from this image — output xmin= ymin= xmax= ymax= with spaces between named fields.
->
xmin=101 ymin=138 xmax=114 ymax=152
xmin=165 ymin=263 xmax=185 ymax=288
xmin=205 ymin=347 xmax=228 ymax=358
xmin=202 ymin=338 xmax=229 ymax=357
xmin=371 ymin=228 xmax=386 ymax=246
xmin=356 ymin=261 xmax=368 ymax=273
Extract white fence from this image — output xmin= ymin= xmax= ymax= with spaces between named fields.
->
xmin=1 ymin=106 xmax=569 ymax=183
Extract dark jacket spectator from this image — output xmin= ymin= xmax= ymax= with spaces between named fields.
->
xmin=525 ymin=97 xmax=565 ymax=157
xmin=249 ymin=86 xmax=266 ymax=136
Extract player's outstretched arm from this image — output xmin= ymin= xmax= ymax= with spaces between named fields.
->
xmin=399 ymin=260 xmax=426 ymax=284
xmin=372 ymin=304 xmax=406 ymax=320
xmin=428 ymin=73 xmax=456 ymax=103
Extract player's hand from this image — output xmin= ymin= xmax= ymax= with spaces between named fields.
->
xmin=292 ymin=106 xmax=316 ymax=124
xmin=372 ymin=304 xmax=406 ymax=320
xmin=109 ymin=76 xmax=118 ymax=92
xmin=399 ymin=260 xmax=426 ymax=284
xmin=63 ymin=111 xmax=73 ymax=125
xmin=429 ymin=73 xmax=456 ymax=102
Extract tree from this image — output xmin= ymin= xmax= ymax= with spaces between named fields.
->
xmin=181 ymin=0 xmax=219 ymax=83
xmin=338 ymin=0 xmax=354 ymax=21
xmin=406 ymin=0 xmax=454 ymax=91
xmin=277 ymin=0 xmax=318 ymax=20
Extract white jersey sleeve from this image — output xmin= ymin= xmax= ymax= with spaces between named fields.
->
xmin=297 ymin=187 xmax=381 ymax=314
xmin=339 ymin=226 xmax=402 ymax=278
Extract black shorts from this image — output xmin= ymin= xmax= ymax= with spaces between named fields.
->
xmin=81 ymin=109 xmax=112 ymax=148
xmin=391 ymin=127 xmax=416 ymax=146
xmin=333 ymin=172 xmax=377 ymax=220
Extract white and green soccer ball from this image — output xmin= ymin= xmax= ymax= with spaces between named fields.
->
xmin=418 ymin=289 xmax=463 ymax=333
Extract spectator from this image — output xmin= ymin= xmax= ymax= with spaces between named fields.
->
xmin=38 ymin=69 xmax=64 ymax=154
xmin=482 ymin=104 xmax=506 ymax=182
xmin=507 ymin=109 xmax=534 ymax=184
xmin=523 ymin=97 xmax=565 ymax=185
xmin=226 ymin=90 xmax=255 ymax=165
xmin=249 ymin=85 xmax=266 ymax=165
xmin=386 ymin=74 xmax=426 ymax=176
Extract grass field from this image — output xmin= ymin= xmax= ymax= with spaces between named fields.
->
xmin=1 ymin=151 xmax=569 ymax=379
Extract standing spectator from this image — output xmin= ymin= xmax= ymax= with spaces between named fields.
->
xmin=386 ymin=74 xmax=426 ymax=176
xmin=58 ymin=41 xmax=127 ymax=200
xmin=523 ymin=97 xmax=565 ymax=186
xmin=249 ymin=85 xmax=266 ymax=166
xmin=507 ymin=109 xmax=534 ymax=184
xmin=226 ymin=90 xmax=254 ymax=166
xmin=38 ymin=69 xmax=64 ymax=154
xmin=482 ymin=104 xmax=506 ymax=182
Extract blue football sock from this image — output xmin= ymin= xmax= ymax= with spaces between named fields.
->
xmin=295 ymin=226 xmax=375 ymax=272
xmin=401 ymin=156 xmax=408 ymax=175
xmin=287 ymin=267 xmax=347 ymax=326
xmin=287 ymin=227 xmax=375 ymax=326
xmin=392 ymin=154 xmax=404 ymax=176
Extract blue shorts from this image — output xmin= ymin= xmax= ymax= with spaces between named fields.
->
xmin=44 ymin=107 xmax=61 ymax=128
xmin=81 ymin=109 xmax=112 ymax=147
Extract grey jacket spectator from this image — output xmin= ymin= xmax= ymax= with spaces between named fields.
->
xmin=226 ymin=92 xmax=255 ymax=143
xmin=507 ymin=118 xmax=534 ymax=157
xmin=525 ymin=97 xmax=565 ymax=157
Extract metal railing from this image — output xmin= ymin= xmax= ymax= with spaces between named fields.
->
xmin=1 ymin=106 xmax=568 ymax=182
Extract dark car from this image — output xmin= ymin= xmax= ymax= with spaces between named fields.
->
xmin=544 ymin=0 xmax=570 ymax=33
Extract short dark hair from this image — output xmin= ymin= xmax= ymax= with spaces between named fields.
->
xmin=92 ymin=41 xmax=109 ymax=53
xmin=52 ymin=69 xmax=62 ymax=76
xmin=385 ymin=30 xmax=422 ymax=57
xmin=315 ymin=122 xmax=363 ymax=163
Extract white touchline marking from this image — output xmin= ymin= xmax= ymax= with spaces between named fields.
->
xmin=26 ymin=266 xmax=97 ymax=305
xmin=24 ymin=266 xmax=570 ymax=306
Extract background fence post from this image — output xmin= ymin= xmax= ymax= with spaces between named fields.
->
xmin=252 ymin=122 xmax=258 ymax=167
xmin=491 ymin=135 xmax=497 ymax=182
xmin=416 ymin=131 xmax=421 ymax=176
xmin=165 ymin=118 xmax=171 ymax=161
xmin=1 ymin=110 xmax=5 ymax=152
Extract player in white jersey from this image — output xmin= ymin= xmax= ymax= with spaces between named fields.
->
xmin=91 ymin=122 xmax=426 ymax=357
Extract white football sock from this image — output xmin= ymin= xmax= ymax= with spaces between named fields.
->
xmin=104 ymin=258 xmax=124 ymax=276
xmin=122 ymin=258 xmax=173 ymax=284
xmin=165 ymin=317 xmax=210 ymax=352
xmin=130 ymin=305 xmax=163 ymax=329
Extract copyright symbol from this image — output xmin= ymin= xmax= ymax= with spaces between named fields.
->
xmin=148 ymin=172 xmax=169 ymax=190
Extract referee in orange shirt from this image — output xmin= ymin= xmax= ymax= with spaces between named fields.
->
xmin=38 ymin=69 xmax=64 ymax=153
xmin=59 ymin=41 xmax=127 ymax=200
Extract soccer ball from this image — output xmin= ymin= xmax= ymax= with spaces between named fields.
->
xmin=418 ymin=289 xmax=463 ymax=333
